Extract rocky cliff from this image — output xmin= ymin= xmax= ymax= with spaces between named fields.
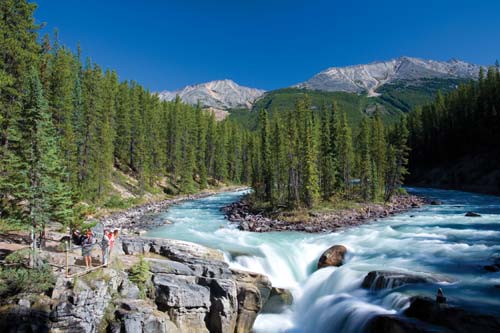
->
xmin=0 ymin=237 xmax=274 ymax=333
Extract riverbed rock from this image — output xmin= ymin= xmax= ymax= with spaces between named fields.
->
xmin=361 ymin=271 xmax=453 ymax=290
xmin=404 ymin=296 xmax=500 ymax=333
xmin=231 ymin=269 xmax=272 ymax=333
xmin=430 ymin=200 xmax=442 ymax=205
xmin=317 ymin=245 xmax=347 ymax=269
xmin=465 ymin=211 xmax=481 ymax=217
xmin=261 ymin=287 xmax=293 ymax=313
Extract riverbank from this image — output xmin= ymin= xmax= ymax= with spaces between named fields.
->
xmin=0 ymin=235 xmax=276 ymax=333
xmin=223 ymin=194 xmax=425 ymax=232
xmin=99 ymin=185 xmax=249 ymax=234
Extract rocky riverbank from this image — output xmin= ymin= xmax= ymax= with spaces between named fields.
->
xmin=0 ymin=236 xmax=282 ymax=333
xmin=100 ymin=186 xmax=248 ymax=234
xmin=223 ymin=195 xmax=425 ymax=232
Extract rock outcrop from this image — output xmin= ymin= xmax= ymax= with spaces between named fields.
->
xmin=404 ymin=296 xmax=500 ymax=333
xmin=317 ymin=245 xmax=347 ymax=269
xmin=261 ymin=287 xmax=293 ymax=314
xmin=361 ymin=270 xmax=453 ymax=290
xmin=0 ymin=237 xmax=273 ymax=333
xmin=465 ymin=211 xmax=481 ymax=217
xmin=368 ymin=296 xmax=500 ymax=333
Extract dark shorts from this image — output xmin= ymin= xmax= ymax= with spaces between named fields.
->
xmin=82 ymin=245 xmax=93 ymax=257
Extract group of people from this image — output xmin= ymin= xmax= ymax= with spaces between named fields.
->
xmin=72 ymin=228 xmax=119 ymax=269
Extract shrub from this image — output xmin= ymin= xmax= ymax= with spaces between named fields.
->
xmin=128 ymin=256 xmax=151 ymax=297
xmin=0 ymin=262 xmax=55 ymax=299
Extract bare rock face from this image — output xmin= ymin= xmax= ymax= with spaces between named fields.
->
xmin=230 ymin=269 xmax=272 ymax=333
xmin=0 ymin=237 xmax=273 ymax=333
xmin=261 ymin=287 xmax=293 ymax=314
xmin=157 ymin=79 xmax=265 ymax=111
xmin=294 ymin=56 xmax=481 ymax=96
xmin=317 ymin=245 xmax=347 ymax=269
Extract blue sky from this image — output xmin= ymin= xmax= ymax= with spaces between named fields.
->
xmin=35 ymin=0 xmax=499 ymax=91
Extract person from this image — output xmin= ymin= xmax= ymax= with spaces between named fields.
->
xmin=81 ymin=230 xmax=95 ymax=269
xmin=101 ymin=230 xmax=111 ymax=266
xmin=110 ymin=229 xmax=119 ymax=253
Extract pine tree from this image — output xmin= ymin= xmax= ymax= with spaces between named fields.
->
xmin=259 ymin=109 xmax=273 ymax=201
xmin=19 ymin=68 xmax=73 ymax=261
xmin=319 ymin=105 xmax=335 ymax=200
xmin=358 ymin=117 xmax=372 ymax=201
xmin=335 ymin=111 xmax=354 ymax=198
xmin=370 ymin=107 xmax=386 ymax=200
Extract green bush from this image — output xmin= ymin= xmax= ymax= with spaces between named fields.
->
xmin=128 ymin=256 xmax=151 ymax=297
xmin=0 ymin=263 xmax=55 ymax=298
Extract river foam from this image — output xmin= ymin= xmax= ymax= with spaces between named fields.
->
xmin=147 ymin=187 xmax=500 ymax=332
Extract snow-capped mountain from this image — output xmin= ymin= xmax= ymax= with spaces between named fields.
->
xmin=157 ymin=79 xmax=265 ymax=110
xmin=294 ymin=57 xmax=482 ymax=96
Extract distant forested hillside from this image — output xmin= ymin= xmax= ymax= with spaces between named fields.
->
xmin=229 ymin=79 xmax=467 ymax=129
xmin=407 ymin=66 xmax=500 ymax=193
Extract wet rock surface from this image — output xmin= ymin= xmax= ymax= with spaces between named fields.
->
xmin=368 ymin=296 xmax=500 ymax=333
xmin=404 ymin=296 xmax=500 ymax=333
xmin=317 ymin=245 xmax=347 ymax=269
xmin=223 ymin=195 xmax=425 ymax=233
xmin=361 ymin=270 xmax=453 ymax=290
xmin=261 ymin=287 xmax=293 ymax=314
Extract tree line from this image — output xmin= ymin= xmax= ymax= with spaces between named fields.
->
xmin=251 ymin=97 xmax=410 ymax=209
xmin=0 ymin=0 xmax=410 ymax=238
xmin=407 ymin=65 xmax=500 ymax=174
xmin=0 ymin=0 xmax=254 ymax=232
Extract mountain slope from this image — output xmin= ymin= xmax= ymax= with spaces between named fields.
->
xmin=157 ymin=79 xmax=265 ymax=110
xmin=294 ymin=56 xmax=481 ymax=96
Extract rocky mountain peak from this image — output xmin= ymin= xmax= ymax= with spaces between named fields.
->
xmin=157 ymin=79 xmax=265 ymax=111
xmin=294 ymin=57 xmax=482 ymax=96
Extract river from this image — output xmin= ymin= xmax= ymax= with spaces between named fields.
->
xmin=146 ymin=187 xmax=500 ymax=332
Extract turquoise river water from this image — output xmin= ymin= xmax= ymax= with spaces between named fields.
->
xmin=147 ymin=188 xmax=500 ymax=332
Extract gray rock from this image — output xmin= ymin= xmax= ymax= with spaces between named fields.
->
xmin=362 ymin=270 xmax=453 ymax=290
xmin=404 ymin=296 xmax=500 ymax=333
xmin=261 ymin=287 xmax=293 ymax=314
xmin=465 ymin=211 xmax=481 ymax=217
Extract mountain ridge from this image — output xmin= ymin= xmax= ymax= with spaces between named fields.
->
xmin=157 ymin=79 xmax=265 ymax=112
xmin=156 ymin=57 xmax=484 ymax=111
xmin=294 ymin=56 xmax=482 ymax=96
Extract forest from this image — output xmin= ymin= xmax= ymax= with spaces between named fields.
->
xmin=0 ymin=0 xmax=446 ymax=236
xmin=407 ymin=65 xmax=500 ymax=192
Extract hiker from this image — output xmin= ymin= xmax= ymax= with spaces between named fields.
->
xmin=81 ymin=230 xmax=95 ymax=269
xmin=101 ymin=230 xmax=111 ymax=266
xmin=110 ymin=229 xmax=119 ymax=253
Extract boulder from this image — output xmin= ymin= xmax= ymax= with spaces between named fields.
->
xmin=465 ymin=211 xmax=481 ymax=217
xmin=361 ymin=271 xmax=452 ymax=290
xmin=404 ymin=296 xmax=500 ymax=333
xmin=231 ymin=269 xmax=272 ymax=333
xmin=430 ymin=200 xmax=442 ymax=205
xmin=317 ymin=245 xmax=347 ymax=269
xmin=261 ymin=287 xmax=293 ymax=313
